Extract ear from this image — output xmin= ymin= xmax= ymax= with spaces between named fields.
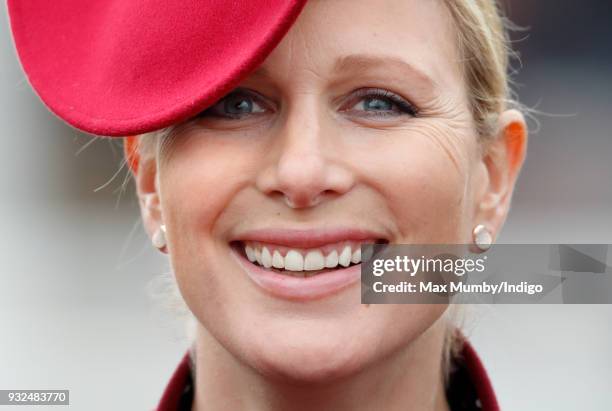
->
xmin=473 ymin=109 xmax=528 ymax=240
xmin=124 ymin=136 xmax=166 ymax=253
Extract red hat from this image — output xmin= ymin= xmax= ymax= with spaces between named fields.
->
xmin=7 ymin=0 xmax=308 ymax=137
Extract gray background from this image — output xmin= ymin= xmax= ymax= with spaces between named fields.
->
xmin=1 ymin=1 xmax=611 ymax=409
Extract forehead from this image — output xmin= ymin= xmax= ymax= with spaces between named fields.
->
xmin=253 ymin=0 xmax=462 ymax=93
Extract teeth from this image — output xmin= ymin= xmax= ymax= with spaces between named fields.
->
xmin=284 ymin=250 xmax=304 ymax=271
xmin=338 ymin=246 xmax=352 ymax=267
xmin=272 ymin=250 xmax=284 ymax=269
xmin=351 ymin=248 xmax=361 ymax=264
xmin=325 ymin=250 xmax=338 ymax=268
xmin=304 ymin=250 xmax=325 ymax=271
xmin=261 ymin=247 xmax=272 ymax=268
xmin=245 ymin=245 xmax=256 ymax=262
xmin=243 ymin=242 xmax=368 ymax=274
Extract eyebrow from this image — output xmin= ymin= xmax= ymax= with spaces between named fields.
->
xmin=249 ymin=53 xmax=437 ymax=94
xmin=332 ymin=53 xmax=437 ymax=89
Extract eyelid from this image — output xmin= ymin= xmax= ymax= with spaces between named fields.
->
xmin=340 ymin=87 xmax=419 ymax=116
xmin=201 ymin=87 xmax=275 ymax=118
xmin=231 ymin=88 xmax=276 ymax=112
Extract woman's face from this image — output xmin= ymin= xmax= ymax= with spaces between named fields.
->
xmin=147 ymin=0 xmax=503 ymax=381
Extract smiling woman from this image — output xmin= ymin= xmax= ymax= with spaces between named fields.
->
xmin=8 ymin=0 xmax=527 ymax=410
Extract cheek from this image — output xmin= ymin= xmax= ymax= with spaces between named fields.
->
xmin=357 ymin=129 xmax=475 ymax=242
xmin=159 ymin=133 xmax=262 ymax=242
xmin=157 ymin=139 xmax=257 ymax=328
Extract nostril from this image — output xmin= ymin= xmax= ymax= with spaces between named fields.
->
xmin=282 ymin=193 xmax=323 ymax=209
xmin=319 ymin=189 xmax=338 ymax=201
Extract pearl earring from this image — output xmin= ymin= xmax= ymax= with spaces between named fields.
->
xmin=472 ymin=224 xmax=492 ymax=251
xmin=152 ymin=224 xmax=167 ymax=249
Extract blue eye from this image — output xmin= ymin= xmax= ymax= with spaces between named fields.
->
xmin=362 ymin=97 xmax=393 ymax=111
xmin=200 ymin=89 xmax=267 ymax=119
xmin=225 ymin=95 xmax=253 ymax=114
xmin=346 ymin=88 xmax=417 ymax=117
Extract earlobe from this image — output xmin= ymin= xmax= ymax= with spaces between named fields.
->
xmin=124 ymin=135 xmax=166 ymax=250
xmin=140 ymin=191 xmax=167 ymax=254
xmin=474 ymin=109 xmax=528 ymax=237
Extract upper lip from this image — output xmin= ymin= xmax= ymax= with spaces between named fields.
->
xmin=232 ymin=227 xmax=389 ymax=249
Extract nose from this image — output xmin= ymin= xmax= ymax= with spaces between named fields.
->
xmin=256 ymin=109 xmax=355 ymax=209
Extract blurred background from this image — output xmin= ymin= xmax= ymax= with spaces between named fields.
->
xmin=1 ymin=1 xmax=611 ymax=409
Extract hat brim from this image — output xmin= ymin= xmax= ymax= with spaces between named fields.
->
xmin=8 ymin=0 xmax=308 ymax=137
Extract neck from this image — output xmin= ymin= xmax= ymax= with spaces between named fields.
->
xmin=191 ymin=320 xmax=451 ymax=411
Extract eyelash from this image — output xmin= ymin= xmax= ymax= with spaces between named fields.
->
xmin=198 ymin=89 xmax=269 ymax=120
xmin=198 ymin=87 xmax=418 ymax=120
xmin=343 ymin=88 xmax=418 ymax=117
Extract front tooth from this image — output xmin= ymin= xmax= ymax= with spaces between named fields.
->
xmin=325 ymin=250 xmax=339 ymax=268
xmin=284 ymin=250 xmax=304 ymax=271
xmin=245 ymin=245 xmax=256 ymax=262
xmin=272 ymin=250 xmax=284 ymax=269
xmin=255 ymin=248 xmax=262 ymax=265
xmin=304 ymin=250 xmax=325 ymax=271
xmin=338 ymin=246 xmax=352 ymax=267
xmin=261 ymin=247 xmax=272 ymax=268
xmin=351 ymin=247 xmax=361 ymax=264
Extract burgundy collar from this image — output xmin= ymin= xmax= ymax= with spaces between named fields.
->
xmin=156 ymin=340 xmax=499 ymax=411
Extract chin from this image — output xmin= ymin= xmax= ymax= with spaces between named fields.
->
xmin=234 ymin=308 xmax=429 ymax=385
xmin=245 ymin=334 xmax=373 ymax=384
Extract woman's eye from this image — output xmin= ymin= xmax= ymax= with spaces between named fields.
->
xmin=200 ymin=89 xmax=267 ymax=119
xmin=344 ymin=89 xmax=417 ymax=118
xmin=361 ymin=97 xmax=393 ymax=111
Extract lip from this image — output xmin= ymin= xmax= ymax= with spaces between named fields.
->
xmin=229 ymin=243 xmax=363 ymax=301
xmin=231 ymin=227 xmax=387 ymax=249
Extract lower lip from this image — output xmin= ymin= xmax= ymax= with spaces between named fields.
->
xmin=229 ymin=245 xmax=361 ymax=301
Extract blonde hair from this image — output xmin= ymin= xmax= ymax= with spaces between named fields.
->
xmin=134 ymin=0 xmax=517 ymax=384
xmin=444 ymin=0 xmax=517 ymax=139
